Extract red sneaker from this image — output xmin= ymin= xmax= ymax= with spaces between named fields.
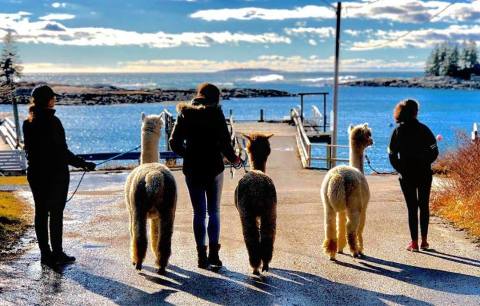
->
xmin=406 ymin=241 xmax=419 ymax=252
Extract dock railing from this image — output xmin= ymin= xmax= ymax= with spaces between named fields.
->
xmin=291 ymin=108 xmax=349 ymax=169
xmin=0 ymin=118 xmax=26 ymax=174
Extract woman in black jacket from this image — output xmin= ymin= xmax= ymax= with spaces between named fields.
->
xmin=169 ymin=83 xmax=241 ymax=268
xmin=23 ymin=85 xmax=95 ymax=266
xmin=388 ymin=99 xmax=438 ymax=252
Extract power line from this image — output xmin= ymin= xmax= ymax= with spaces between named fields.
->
xmin=352 ymin=1 xmax=458 ymax=50
xmin=319 ymin=0 xmax=337 ymax=11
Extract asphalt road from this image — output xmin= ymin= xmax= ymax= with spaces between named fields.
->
xmin=1 ymin=135 xmax=479 ymax=305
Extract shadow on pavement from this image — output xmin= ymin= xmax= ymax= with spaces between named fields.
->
xmin=140 ymin=264 xmax=431 ymax=305
xmin=419 ymin=249 xmax=480 ymax=268
xmin=334 ymin=255 xmax=480 ymax=296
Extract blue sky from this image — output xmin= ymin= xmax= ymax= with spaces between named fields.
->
xmin=0 ymin=0 xmax=478 ymax=72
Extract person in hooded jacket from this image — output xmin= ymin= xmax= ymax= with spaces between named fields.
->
xmin=169 ymin=83 xmax=241 ymax=268
xmin=388 ymin=99 xmax=438 ymax=252
xmin=23 ymin=85 xmax=96 ymax=266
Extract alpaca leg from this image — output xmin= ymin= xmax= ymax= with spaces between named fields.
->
xmin=322 ymin=204 xmax=337 ymax=260
xmin=131 ymin=210 xmax=148 ymax=270
xmin=157 ymin=212 xmax=174 ymax=274
xmin=150 ymin=217 xmax=160 ymax=264
xmin=346 ymin=210 xmax=361 ymax=258
xmin=336 ymin=211 xmax=347 ymax=253
xmin=240 ymin=210 xmax=261 ymax=274
xmin=357 ymin=208 xmax=367 ymax=256
xmin=260 ymin=205 xmax=276 ymax=272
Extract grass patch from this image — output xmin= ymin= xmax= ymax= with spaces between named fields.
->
xmin=0 ymin=191 xmax=32 ymax=255
xmin=432 ymin=134 xmax=480 ymax=241
xmin=0 ymin=176 xmax=28 ymax=185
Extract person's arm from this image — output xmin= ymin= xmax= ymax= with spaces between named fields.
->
xmin=169 ymin=113 xmax=187 ymax=157
xmin=424 ymin=126 xmax=439 ymax=164
xmin=217 ymin=110 xmax=239 ymax=164
xmin=388 ymin=128 xmax=401 ymax=172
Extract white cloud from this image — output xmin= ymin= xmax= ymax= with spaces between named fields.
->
xmin=308 ymin=39 xmax=317 ymax=46
xmin=190 ymin=5 xmax=335 ymax=21
xmin=284 ymin=27 xmax=334 ymax=38
xmin=0 ymin=12 xmax=290 ymax=48
xmin=23 ymin=55 xmax=425 ymax=73
xmin=191 ymin=1 xmax=480 ymax=23
xmin=51 ymin=2 xmax=67 ymax=9
xmin=39 ymin=13 xmax=75 ymax=21
xmin=350 ymin=24 xmax=480 ymax=50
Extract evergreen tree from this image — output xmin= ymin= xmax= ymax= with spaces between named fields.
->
xmin=1 ymin=31 xmax=23 ymax=95
xmin=426 ymin=44 xmax=440 ymax=76
xmin=461 ymin=40 xmax=478 ymax=70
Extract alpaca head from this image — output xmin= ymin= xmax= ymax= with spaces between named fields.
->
xmin=242 ymin=133 xmax=274 ymax=172
xmin=348 ymin=123 xmax=373 ymax=151
xmin=141 ymin=112 xmax=164 ymax=137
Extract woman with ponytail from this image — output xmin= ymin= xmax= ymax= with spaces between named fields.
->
xmin=23 ymin=84 xmax=96 ymax=266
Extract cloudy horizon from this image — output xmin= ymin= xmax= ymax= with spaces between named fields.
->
xmin=0 ymin=0 xmax=478 ymax=73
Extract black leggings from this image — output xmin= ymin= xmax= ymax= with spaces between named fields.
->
xmin=399 ymin=176 xmax=433 ymax=241
xmin=28 ymin=174 xmax=69 ymax=255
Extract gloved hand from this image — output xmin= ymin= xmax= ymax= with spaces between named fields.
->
xmin=83 ymin=162 xmax=96 ymax=172
xmin=232 ymin=156 xmax=243 ymax=169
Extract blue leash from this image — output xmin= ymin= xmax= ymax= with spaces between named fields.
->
xmin=66 ymin=145 xmax=141 ymax=203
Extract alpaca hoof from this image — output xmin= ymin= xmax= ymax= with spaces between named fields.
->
xmin=135 ymin=263 xmax=142 ymax=271
xmin=262 ymin=264 xmax=269 ymax=272
xmin=329 ymin=256 xmax=336 ymax=261
xmin=337 ymin=250 xmax=344 ymax=254
xmin=358 ymin=252 xmax=365 ymax=258
xmin=158 ymin=267 xmax=166 ymax=275
xmin=353 ymin=252 xmax=360 ymax=258
xmin=253 ymin=268 xmax=260 ymax=276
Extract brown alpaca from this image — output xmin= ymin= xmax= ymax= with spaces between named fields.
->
xmin=235 ymin=133 xmax=277 ymax=275
xmin=125 ymin=113 xmax=177 ymax=274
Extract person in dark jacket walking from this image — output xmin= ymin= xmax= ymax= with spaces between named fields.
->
xmin=169 ymin=83 xmax=241 ymax=268
xmin=23 ymin=85 xmax=95 ymax=266
xmin=388 ymin=99 xmax=438 ymax=252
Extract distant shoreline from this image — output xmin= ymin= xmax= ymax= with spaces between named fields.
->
xmin=343 ymin=76 xmax=480 ymax=90
xmin=1 ymin=82 xmax=294 ymax=105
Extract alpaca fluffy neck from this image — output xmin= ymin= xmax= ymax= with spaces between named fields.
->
xmin=250 ymin=156 xmax=267 ymax=173
xmin=141 ymin=132 xmax=160 ymax=164
xmin=349 ymin=143 xmax=365 ymax=174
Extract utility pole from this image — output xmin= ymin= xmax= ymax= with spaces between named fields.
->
xmin=331 ymin=2 xmax=342 ymax=168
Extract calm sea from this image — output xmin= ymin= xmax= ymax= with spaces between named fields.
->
xmin=2 ymin=71 xmax=479 ymax=172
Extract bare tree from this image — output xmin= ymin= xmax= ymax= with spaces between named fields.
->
xmin=1 ymin=30 xmax=24 ymax=147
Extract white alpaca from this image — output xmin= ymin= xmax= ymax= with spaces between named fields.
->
xmin=125 ymin=113 xmax=177 ymax=274
xmin=321 ymin=124 xmax=372 ymax=260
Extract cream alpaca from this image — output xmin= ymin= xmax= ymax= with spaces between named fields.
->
xmin=235 ymin=133 xmax=277 ymax=275
xmin=321 ymin=124 xmax=372 ymax=260
xmin=125 ymin=113 xmax=177 ymax=274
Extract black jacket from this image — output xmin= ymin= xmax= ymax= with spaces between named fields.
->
xmin=169 ymin=99 xmax=237 ymax=180
xmin=388 ymin=119 xmax=438 ymax=178
xmin=23 ymin=107 xmax=86 ymax=179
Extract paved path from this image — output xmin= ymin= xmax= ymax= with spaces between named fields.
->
xmin=1 ymin=126 xmax=479 ymax=305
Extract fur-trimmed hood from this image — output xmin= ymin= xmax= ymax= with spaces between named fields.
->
xmin=176 ymin=98 xmax=221 ymax=114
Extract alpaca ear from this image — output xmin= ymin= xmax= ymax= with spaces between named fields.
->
xmin=141 ymin=112 xmax=146 ymax=121
xmin=242 ymin=133 xmax=253 ymax=141
xmin=363 ymin=123 xmax=369 ymax=129
xmin=348 ymin=124 xmax=354 ymax=133
xmin=265 ymin=133 xmax=274 ymax=139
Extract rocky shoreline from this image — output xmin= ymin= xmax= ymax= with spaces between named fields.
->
xmin=343 ymin=76 xmax=480 ymax=90
xmin=1 ymin=82 xmax=293 ymax=105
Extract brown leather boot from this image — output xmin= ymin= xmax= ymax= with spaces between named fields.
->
xmin=208 ymin=244 xmax=223 ymax=267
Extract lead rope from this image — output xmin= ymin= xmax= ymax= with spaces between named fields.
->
xmin=65 ymin=144 xmax=141 ymax=203
xmin=364 ymin=153 xmax=397 ymax=175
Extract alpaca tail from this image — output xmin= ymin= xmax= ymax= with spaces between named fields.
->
xmin=260 ymin=202 xmax=277 ymax=272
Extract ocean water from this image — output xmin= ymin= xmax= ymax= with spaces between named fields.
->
xmin=2 ymin=71 xmax=479 ymax=172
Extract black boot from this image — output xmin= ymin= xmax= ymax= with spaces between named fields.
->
xmin=40 ymin=250 xmax=55 ymax=266
xmin=53 ymin=251 xmax=76 ymax=265
xmin=197 ymin=245 xmax=209 ymax=269
xmin=208 ymin=244 xmax=223 ymax=267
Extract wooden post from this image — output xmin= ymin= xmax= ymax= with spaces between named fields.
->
xmin=259 ymin=109 xmax=264 ymax=122
xmin=323 ymin=93 xmax=327 ymax=132
xmin=331 ymin=2 xmax=342 ymax=168
xmin=300 ymin=94 xmax=304 ymax=122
